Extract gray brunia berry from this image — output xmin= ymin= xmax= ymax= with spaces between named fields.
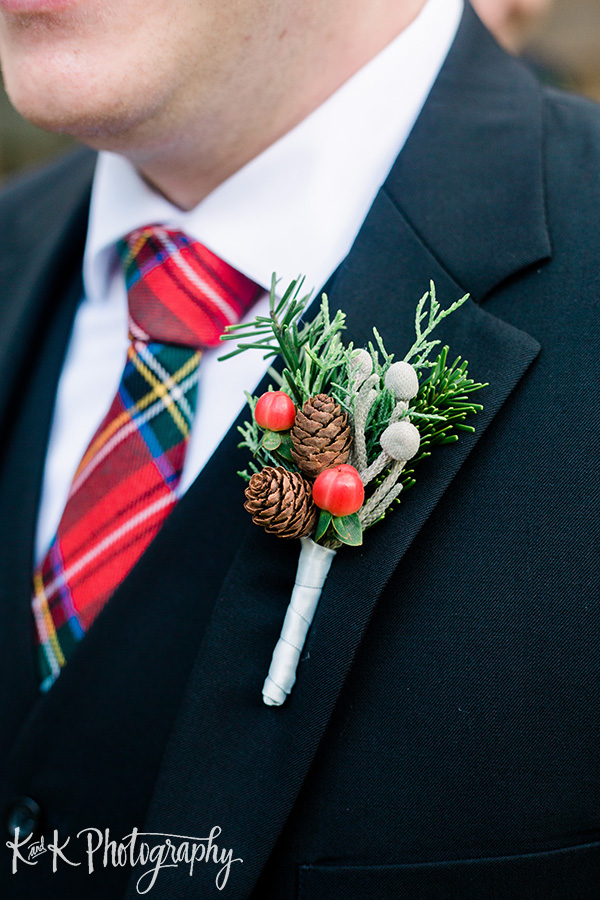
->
xmin=384 ymin=361 xmax=419 ymax=401
xmin=380 ymin=421 xmax=421 ymax=461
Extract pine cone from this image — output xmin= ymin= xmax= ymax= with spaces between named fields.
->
xmin=244 ymin=467 xmax=317 ymax=539
xmin=290 ymin=394 xmax=352 ymax=479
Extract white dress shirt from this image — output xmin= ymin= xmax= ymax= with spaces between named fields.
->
xmin=35 ymin=0 xmax=463 ymax=562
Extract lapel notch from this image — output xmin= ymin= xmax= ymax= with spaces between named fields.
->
xmin=385 ymin=3 xmax=551 ymax=299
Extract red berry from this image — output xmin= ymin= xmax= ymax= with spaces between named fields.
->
xmin=254 ymin=391 xmax=296 ymax=432
xmin=312 ymin=464 xmax=364 ymax=517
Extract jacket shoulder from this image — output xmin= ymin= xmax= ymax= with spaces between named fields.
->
xmin=543 ymin=85 xmax=600 ymax=121
xmin=543 ymin=87 xmax=600 ymax=165
xmin=0 ymin=148 xmax=96 ymax=249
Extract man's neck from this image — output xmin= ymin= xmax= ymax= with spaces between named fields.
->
xmin=97 ymin=0 xmax=428 ymax=210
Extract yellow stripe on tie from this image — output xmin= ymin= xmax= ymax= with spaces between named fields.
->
xmin=33 ymin=571 xmax=66 ymax=668
xmin=75 ymin=347 xmax=199 ymax=475
xmin=126 ymin=229 xmax=153 ymax=269
xmin=128 ymin=348 xmax=199 ymax=438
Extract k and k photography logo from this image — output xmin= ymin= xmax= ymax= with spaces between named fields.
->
xmin=6 ymin=824 xmax=242 ymax=894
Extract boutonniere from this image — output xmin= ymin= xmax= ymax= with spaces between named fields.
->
xmin=220 ymin=277 xmax=486 ymax=706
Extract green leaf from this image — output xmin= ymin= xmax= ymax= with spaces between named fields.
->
xmin=315 ymin=509 xmax=333 ymax=542
xmin=262 ymin=430 xmax=282 ymax=451
xmin=331 ymin=512 xmax=363 ymax=546
xmin=276 ymin=434 xmax=294 ymax=461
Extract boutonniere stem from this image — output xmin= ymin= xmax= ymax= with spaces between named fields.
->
xmin=262 ymin=537 xmax=336 ymax=705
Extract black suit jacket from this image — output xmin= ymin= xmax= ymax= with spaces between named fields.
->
xmin=0 ymin=6 xmax=599 ymax=898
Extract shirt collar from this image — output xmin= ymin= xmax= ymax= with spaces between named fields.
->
xmin=84 ymin=0 xmax=463 ymax=304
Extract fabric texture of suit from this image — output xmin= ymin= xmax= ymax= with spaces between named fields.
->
xmin=0 ymin=5 xmax=599 ymax=898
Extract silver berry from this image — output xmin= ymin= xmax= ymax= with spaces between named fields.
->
xmin=384 ymin=361 xmax=419 ymax=401
xmin=379 ymin=421 xmax=421 ymax=461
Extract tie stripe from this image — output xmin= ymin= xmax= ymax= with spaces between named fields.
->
xmin=33 ymin=227 xmax=261 ymax=691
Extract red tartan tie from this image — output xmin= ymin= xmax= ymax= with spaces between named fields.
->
xmin=32 ymin=225 xmax=261 ymax=691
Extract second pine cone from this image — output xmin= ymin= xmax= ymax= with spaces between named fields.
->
xmin=290 ymin=393 xmax=352 ymax=479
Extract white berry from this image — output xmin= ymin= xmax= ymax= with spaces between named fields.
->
xmin=380 ymin=421 xmax=421 ymax=460
xmin=384 ymin=361 xmax=419 ymax=401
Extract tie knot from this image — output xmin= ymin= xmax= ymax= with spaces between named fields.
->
xmin=117 ymin=225 xmax=261 ymax=348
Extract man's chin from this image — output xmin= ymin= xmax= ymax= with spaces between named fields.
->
xmin=2 ymin=68 xmax=153 ymax=147
xmin=0 ymin=30 xmax=171 ymax=147
xmin=7 ymin=96 xmax=117 ymax=142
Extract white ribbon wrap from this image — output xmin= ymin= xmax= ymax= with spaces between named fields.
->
xmin=262 ymin=537 xmax=337 ymax=706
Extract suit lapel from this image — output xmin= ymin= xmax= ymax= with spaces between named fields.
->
xmin=129 ymin=12 xmax=551 ymax=896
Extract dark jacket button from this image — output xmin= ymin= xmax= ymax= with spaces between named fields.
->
xmin=5 ymin=797 xmax=43 ymax=838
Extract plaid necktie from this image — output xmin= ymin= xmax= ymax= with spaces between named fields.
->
xmin=32 ymin=225 xmax=261 ymax=691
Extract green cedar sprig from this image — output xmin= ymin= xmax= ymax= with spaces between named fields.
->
xmin=220 ymin=275 xmax=346 ymax=407
xmin=360 ymin=345 xmax=485 ymax=471
xmin=404 ymin=281 xmax=470 ymax=370
xmin=382 ymin=347 xmax=485 ymax=507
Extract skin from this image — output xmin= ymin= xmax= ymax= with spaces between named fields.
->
xmin=472 ymin=0 xmax=552 ymax=52
xmin=0 ymin=0 xmax=426 ymax=209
